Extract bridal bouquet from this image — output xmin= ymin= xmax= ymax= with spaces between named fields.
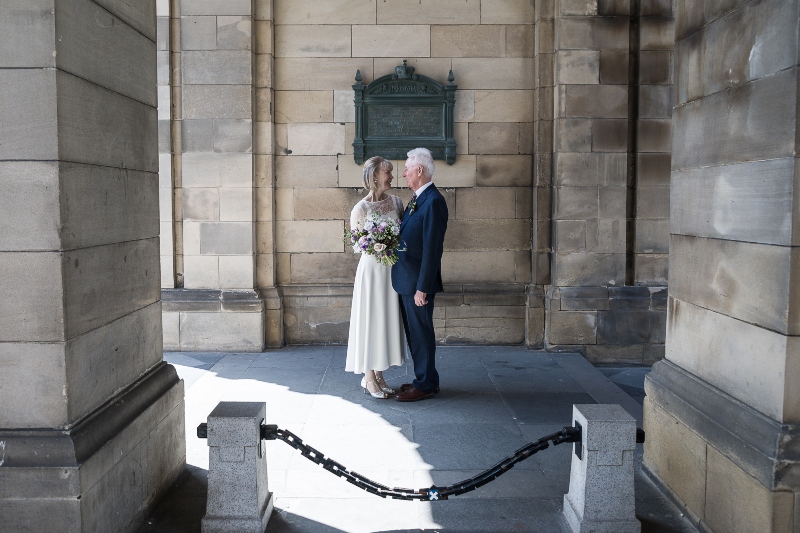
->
xmin=345 ymin=212 xmax=404 ymax=266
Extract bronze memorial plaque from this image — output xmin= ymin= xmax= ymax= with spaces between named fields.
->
xmin=353 ymin=60 xmax=457 ymax=165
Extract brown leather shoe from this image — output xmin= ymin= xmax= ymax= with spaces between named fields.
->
xmin=400 ymin=383 xmax=440 ymax=394
xmin=395 ymin=386 xmax=434 ymax=402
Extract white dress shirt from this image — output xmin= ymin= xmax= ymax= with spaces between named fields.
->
xmin=413 ymin=180 xmax=434 ymax=197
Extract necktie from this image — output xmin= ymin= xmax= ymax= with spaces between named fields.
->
xmin=409 ymin=193 xmax=417 ymax=205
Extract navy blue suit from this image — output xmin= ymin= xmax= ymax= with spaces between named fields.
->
xmin=391 ymin=184 xmax=448 ymax=393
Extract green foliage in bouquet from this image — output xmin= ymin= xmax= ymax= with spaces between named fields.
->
xmin=344 ymin=212 xmax=405 ymax=266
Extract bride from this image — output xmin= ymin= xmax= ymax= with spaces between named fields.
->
xmin=345 ymin=156 xmax=406 ymax=399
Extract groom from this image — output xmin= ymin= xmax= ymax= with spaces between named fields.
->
xmin=392 ymin=148 xmax=448 ymax=402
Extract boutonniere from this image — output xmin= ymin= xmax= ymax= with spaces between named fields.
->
xmin=408 ymin=199 xmax=417 ymax=214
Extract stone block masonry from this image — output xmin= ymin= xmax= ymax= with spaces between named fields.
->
xmin=0 ymin=1 xmax=184 ymax=531
xmin=161 ymin=0 xmax=280 ymax=350
xmin=547 ymin=286 xmax=666 ymax=363
xmin=544 ymin=0 xmax=672 ymax=359
xmin=155 ymin=0 xmax=672 ymax=359
xmin=642 ymin=1 xmax=800 ymax=532
xmin=4 ymin=0 xmax=793 ymax=530
xmin=263 ymin=0 xmax=542 ymax=349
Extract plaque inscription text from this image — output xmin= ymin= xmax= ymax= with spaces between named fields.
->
xmin=367 ymin=106 xmax=442 ymax=138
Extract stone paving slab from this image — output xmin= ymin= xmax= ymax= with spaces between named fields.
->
xmin=139 ymin=346 xmax=696 ymax=533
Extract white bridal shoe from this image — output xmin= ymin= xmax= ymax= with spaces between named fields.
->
xmin=374 ymin=371 xmax=396 ymax=395
xmin=361 ymin=376 xmax=389 ymax=399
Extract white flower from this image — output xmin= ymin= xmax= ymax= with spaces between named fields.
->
xmin=373 ymin=243 xmax=386 ymax=252
xmin=364 ymin=220 xmax=375 ymax=231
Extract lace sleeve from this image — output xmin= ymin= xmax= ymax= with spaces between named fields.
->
xmin=349 ymin=201 xmax=367 ymax=253
xmin=394 ymin=195 xmax=404 ymax=219
xmin=349 ymin=201 xmax=365 ymax=230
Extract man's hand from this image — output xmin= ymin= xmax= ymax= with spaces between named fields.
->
xmin=414 ymin=290 xmax=428 ymax=306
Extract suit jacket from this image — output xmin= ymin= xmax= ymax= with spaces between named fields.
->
xmin=391 ymin=184 xmax=449 ymax=296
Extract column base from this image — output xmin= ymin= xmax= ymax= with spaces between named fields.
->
xmin=281 ymin=283 xmax=534 ymax=345
xmin=644 ymin=360 xmax=799 ymax=532
xmin=0 ymin=363 xmax=185 ymax=533
xmin=162 ymin=289 xmax=271 ymax=351
xmin=545 ymin=286 xmax=667 ymax=363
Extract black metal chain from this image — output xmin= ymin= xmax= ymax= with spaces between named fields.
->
xmin=272 ymin=425 xmax=581 ymax=500
xmin=198 ymin=423 xmax=581 ymax=501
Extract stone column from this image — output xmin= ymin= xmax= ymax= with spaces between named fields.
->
xmin=253 ymin=0 xmax=283 ymax=347
xmin=644 ymin=1 xmax=800 ymax=532
xmin=162 ymin=0 xmax=268 ymax=351
xmin=545 ymin=0 xmax=670 ymax=362
xmin=158 ymin=0 xmax=176 ymax=291
xmin=529 ymin=0 xmax=557 ymax=348
xmin=0 ymin=1 xmax=185 ymax=531
xmin=633 ymin=2 xmax=673 ymax=290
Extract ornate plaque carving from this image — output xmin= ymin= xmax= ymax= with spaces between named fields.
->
xmin=353 ymin=60 xmax=457 ymax=165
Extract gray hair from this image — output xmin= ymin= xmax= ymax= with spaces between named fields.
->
xmin=362 ymin=156 xmax=393 ymax=191
xmin=407 ymin=147 xmax=435 ymax=179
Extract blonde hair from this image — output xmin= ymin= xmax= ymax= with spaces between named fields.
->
xmin=362 ymin=156 xmax=393 ymax=191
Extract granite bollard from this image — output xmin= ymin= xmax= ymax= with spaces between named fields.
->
xmin=563 ymin=404 xmax=640 ymax=533
xmin=202 ymin=402 xmax=274 ymax=533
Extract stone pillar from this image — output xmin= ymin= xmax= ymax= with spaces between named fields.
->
xmin=529 ymin=0 xmax=557 ymax=348
xmin=545 ymin=0 xmax=670 ymax=362
xmin=162 ymin=0 xmax=269 ymax=351
xmin=643 ymin=1 xmax=800 ymax=532
xmin=202 ymin=402 xmax=273 ymax=533
xmin=633 ymin=2 xmax=673 ymax=290
xmin=563 ymin=404 xmax=639 ymax=533
xmin=0 ymin=1 xmax=185 ymax=531
xmin=253 ymin=0 xmax=283 ymax=347
xmin=158 ymin=0 xmax=176 ymax=290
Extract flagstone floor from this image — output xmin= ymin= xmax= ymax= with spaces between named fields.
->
xmin=139 ymin=346 xmax=696 ymax=533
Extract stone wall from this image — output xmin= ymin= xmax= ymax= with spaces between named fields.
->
xmin=643 ymin=0 xmax=800 ymax=531
xmin=271 ymin=0 xmax=539 ymax=345
xmin=158 ymin=0 xmax=673 ymax=356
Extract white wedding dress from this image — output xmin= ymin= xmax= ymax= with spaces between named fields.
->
xmin=345 ymin=194 xmax=407 ymax=374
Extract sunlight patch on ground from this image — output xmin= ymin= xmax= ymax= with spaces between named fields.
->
xmin=171 ymin=357 xmax=442 ymax=532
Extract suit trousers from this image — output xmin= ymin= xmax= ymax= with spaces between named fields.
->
xmin=398 ymin=293 xmax=439 ymax=393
